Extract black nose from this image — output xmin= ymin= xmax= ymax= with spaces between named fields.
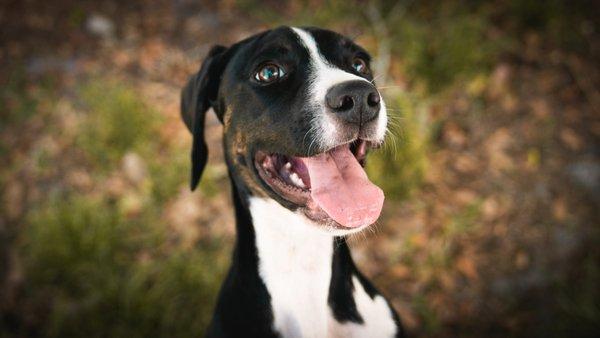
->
xmin=325 ymin=80 xmax=381 ymax=125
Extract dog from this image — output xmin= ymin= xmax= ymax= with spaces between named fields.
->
xmin=181 ymin=26 xmax=404 ymax=338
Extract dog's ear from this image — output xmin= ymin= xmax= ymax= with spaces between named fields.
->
xmin=181 ymin=45 xmax=230 ymax=191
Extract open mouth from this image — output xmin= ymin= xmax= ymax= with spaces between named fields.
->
xmin=254 ymin=139 xmax=384 ymax=229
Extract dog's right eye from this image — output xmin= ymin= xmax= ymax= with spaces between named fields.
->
xmin=254 ymin=64 xmax=286 ymax=83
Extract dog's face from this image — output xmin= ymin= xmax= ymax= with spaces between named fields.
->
xmin=182 ymin=26 xmax=387 ymax=235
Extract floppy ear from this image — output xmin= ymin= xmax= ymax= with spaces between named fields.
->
xmin=181 ymin=45 xmax=230 ymax=191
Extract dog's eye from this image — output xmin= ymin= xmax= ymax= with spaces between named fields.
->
xmin=255 ymin=64 xmax=286 ymax=83
xmin=351 ymin=58 xmax=368 ymax=74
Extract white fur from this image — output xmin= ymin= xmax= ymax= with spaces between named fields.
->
xmin=329 ymin=277 xmax=398 ymax=338
xmin=290 ymin=27 xmax=388 ymax=150
xmin=373 ymin=98 xmax=388 ymax=142
xmin=251 ymin=197 xmax=333 ymax=338
xmin=250 ymin=197 xmax=398 ymax=338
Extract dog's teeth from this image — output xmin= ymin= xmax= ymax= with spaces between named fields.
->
xmin=279 ymin=168 xmax=289 ymax=179
xmin=279 ymin=162 xmax=293 ymax=177
xmin=289 ymin=172 xmax=306 ymax=188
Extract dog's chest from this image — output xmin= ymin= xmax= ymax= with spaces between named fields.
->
xmin=250 ymin=198 xmax=398 ymax=338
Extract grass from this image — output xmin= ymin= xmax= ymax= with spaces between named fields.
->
xmin=388 ymin=8 xmax=508 ymax=94
xmin=6 ymin=78 xmax=228 ymax=337
xmin=21 ymin=194 xmax=225 ymax=338
xmin=77 ymin=80 xmax=163 ymax=170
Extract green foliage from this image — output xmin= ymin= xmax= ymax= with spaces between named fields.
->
xmin=1 ymin=69 xmax=38 ymax=127
xmin=10 ymin=78 xmax=227 ymax=337
xmin=505 ymin=0 xmax=596 ymax=53
xmin=77 ymin=81 xmax=162 ymax=168
xmin=21 ymin=193 xmax=225 ymax=338
xmin=197 ymin=164 xmax=229 ymax=198
xmin=367 ymin=92 xmax=429 ymax=200
xmin=412 ymin=294 xmax=441 ymax=335
xmin=0 ymin=68 xmax=55 ymax=157
xmin=389 ymin=10 xmax=508 ymax=94
xmin=75 ymin=78 xmax=196 ymax=203
xmin=147 ymin=147 xmax=189 ymax=205
xmin=235 ymin=0 xmax=352 ymax=26
xmin=443 ymin=201 xmax=482 ymax=238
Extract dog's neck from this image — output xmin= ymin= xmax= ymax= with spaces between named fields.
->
xmin=209 ymin=181 xmax=400 ymax=338
xmin=249 ymin=197 xmax=334 ymax=337
xmin=224 ymin=179 xmax=361 ymax=337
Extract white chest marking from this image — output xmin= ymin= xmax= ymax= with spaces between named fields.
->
xmin=249 ymin=197 xmax=398 ymax=338
xmin=250 ymin=197 xmax=333 ymax=338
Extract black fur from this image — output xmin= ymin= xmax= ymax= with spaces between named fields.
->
xmin=181 ymin=44 xmax=233 ymax=190
xmin=328 ymin=239 xmax=365 ymax=324
xmin=181 ymin=26 xmax=404 ymax=337
xmin=205 ymin=180 xmax=279 ymax=338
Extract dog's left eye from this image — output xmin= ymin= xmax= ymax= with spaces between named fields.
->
xmin=351 ymin=57 xmax=368 ymax=74
xmin=255 ymin=64 xmax=286 ymax=83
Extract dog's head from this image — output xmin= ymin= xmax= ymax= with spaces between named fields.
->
xmin=181 ymin=26 xmax=387 ymax=234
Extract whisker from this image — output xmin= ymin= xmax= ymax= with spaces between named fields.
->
xmin=387 ymin=117 xmax=403 ymax=125
xmin=387 ymin=125 xmax=402 ymax=137
xmin=307 ymin=118 xmax=320 ymax=155
xmin=370 ymin=221 xmax=381 ymax=239
xmin=370 ymin=74 xmax=384 ymax=84
xmin=302 ymin=123 xmax=317 ymax=149
xmin=350 ymin=32 xmax=362 ymax=41
xmin=383 ymin=126 xmax=401 ymax=158
xmin=382 ymin=129 xmax=395 ymax=153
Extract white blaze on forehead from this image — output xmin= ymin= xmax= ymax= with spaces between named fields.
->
xmin=291 ymin=27 xmax=370 ymax=104
xmin=290 ymin=27 xmax=388 ymax=149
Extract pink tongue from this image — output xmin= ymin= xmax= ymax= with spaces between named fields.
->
xmin=301 ymin=146 xmax=384 ymax=228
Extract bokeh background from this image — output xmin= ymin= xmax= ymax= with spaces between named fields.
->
xmin=1 ymin=1 xmax=598 ymax=337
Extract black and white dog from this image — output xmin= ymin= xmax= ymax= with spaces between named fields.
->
xmin=181 ymin=26 xmax=404 ymax=338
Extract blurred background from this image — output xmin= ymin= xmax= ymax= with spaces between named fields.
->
xmin=1 ymin=1 xmax=598 ymax=337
